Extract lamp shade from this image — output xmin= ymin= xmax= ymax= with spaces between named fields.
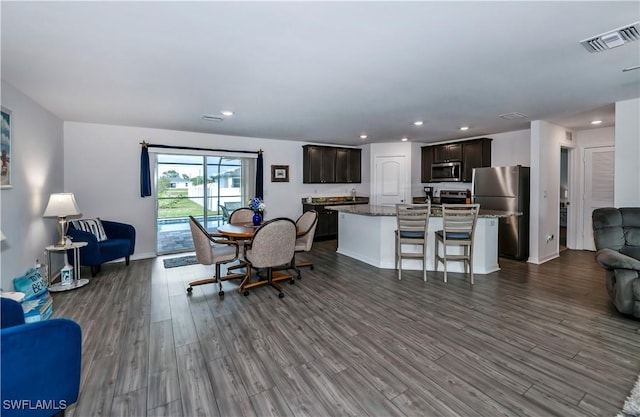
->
xmin=43 ymin=193 xmax=82 ymax=218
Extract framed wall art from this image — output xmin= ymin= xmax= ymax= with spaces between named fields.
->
xmin=271 ymin=165 xmax=289 ymax=182
xmin=1 ymin=107 xmax=11 ymax=189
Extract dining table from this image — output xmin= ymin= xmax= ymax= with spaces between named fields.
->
xmin=217 ymin=222 xmax=261 ymax=239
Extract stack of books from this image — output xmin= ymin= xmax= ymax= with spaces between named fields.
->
xmin=22 ymin=293 xmax=53 ymax=323
xmin=11 ymin=267 xmax=54 ymax=323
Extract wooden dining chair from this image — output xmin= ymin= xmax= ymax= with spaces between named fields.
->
xmin=434 ymin=204 xmax=480 ymax=284
xmin=240 ymin=218 xmax=296 ymax=299
xmin=395 ymin=203 xmax=430 ymax=281
xmin=186 ymin=216 xmax=245 ymax=298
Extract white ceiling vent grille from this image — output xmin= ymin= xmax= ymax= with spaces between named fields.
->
xmin=202 ymin=114 xmax=223 ymax=122
xmin=581 ymin=22 xmax=640 ymax=53
xmin=498 ymin=112 xmax=527 ymax=120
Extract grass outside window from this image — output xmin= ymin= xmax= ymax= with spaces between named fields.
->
xmin=158 ymin=189 xmax=218 ymax=219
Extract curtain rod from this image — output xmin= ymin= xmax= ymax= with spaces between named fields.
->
xmin=140 ymin=140 xmax=262 ymax=155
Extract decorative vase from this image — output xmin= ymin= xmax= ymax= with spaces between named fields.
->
xmin=252 ymin=212 xmax=262 ymax=226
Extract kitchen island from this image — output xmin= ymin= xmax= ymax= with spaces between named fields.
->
xmin=328 ymin=204 xmax=520 ymax=274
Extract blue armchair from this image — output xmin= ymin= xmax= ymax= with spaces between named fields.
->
xmin=67 ymin=220 xmax=136 ymax=277
xmin=1 ymin=298 xmax=82 ymax=417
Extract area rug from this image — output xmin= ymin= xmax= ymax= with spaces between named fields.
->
xmin=617 ymin=375 xmax=640 ymax=417
xmin=163 ymin=255 xmax=198 ymax=269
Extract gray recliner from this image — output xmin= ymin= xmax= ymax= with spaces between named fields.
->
xmin=592 ymin=207 xmax=640 ymax=318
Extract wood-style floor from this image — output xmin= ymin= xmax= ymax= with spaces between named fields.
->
xmin=52 ymin=241 xmax=640 ymax=417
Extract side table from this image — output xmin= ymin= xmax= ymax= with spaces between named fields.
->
xmin=45 ymin=242 xmax=89 ymax=292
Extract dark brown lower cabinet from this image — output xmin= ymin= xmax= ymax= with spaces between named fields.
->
xmin=303 ymin=204 xmax=338 ymax=240
xmin=302 ymin=200 xmax=369 ymax=240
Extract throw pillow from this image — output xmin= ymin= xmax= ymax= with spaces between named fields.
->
xmin=13 ymin=268 xmax=48 ymax=301
xmin=71 ymin=218 xmax=107 ymax=241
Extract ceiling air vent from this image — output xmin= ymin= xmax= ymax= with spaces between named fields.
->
xmin=498 ymin=112 xmax=527 ymax=120
xmin=202 ymin=114 xmax=223 ymax=122
xmin=581 ymin=22 xmax=640 ymax=53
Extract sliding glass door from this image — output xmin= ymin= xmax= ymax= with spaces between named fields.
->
xmin=155 ymin=153 xmax=249 ymax=254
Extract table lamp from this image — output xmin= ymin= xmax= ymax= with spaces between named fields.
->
xmin=43 ymin=193 xmax=82 ymax=247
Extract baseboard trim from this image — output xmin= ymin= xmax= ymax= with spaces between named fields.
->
xmin=527 ymin=253 xmax=559 ymax=264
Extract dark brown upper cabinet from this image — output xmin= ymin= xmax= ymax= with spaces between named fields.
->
xmin=462 ymin=138 xmax=492 ymax=182
xmin=421 ymin=137 xmax=492 ymax=183
xmin=433 ymin=143 xmax=462 ymax=163
xmin=348 ymin=148 xmax=361 ymax=183
xmin=421 ymin=146 xmax=434 ymax=183
xmin=335 ymin=148 xmax=349 ymax=183
xmin=303 ymin=145 xmax=361 ymax=184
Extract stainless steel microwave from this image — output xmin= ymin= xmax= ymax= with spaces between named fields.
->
xmin=431 ymin=161 xmax=462 ymax=182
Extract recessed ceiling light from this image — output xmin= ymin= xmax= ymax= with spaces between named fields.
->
xmin=221 ymin=110 xmax=234 ymax=116
xmin=401 ymin=137 xmax=408 ymax=142
xmin=460 ymin=126 xmax=469 ymax=131
xmin=591 ymin=120 xmax=603 ymax=125
xmin=360 ymin=134 xmax=368 ymax=139
xmin=413 ymin=121 xmax=424 ymax=126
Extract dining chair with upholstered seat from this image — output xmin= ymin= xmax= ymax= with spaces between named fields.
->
xmin=186 ymin=216 xmax=246 ymax=298
xmin=226 ymin=207 xmax=256 ymax=272
xmin=395 ymin=203 xmax=431 ymax=281
xmin=240 ymin=218 xmax=297 ymax=299
xmin=292 ymin=210 xmax=318 ymax=279
xmin=229 ymin=207 xmax=254 ymax=224
xmin=434 ymin=204 xmax=480 ymax=284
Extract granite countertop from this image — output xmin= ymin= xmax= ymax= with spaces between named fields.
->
xmin=301 ymin=196 xmax=369 ymax=206
xmin=328 ymin=204 xmax=521 ymax=218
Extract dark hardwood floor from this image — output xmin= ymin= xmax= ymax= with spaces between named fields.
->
xmin=52 ymin=240 xmax=639 ymax=417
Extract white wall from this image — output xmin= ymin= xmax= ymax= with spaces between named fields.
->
xmin=529 ymin=120 xmax=575 ymax=264
xmin=490 ymin=129 xmax=531 ymax=167
xmin=410 ymin=142 xmax=424 ymax=197
xmin=64 ymin=122 xmax=368 ymax=258
xmin=0 ymin=81 xmax=65 ymax=290
xmin=614 ymin=98 xmax=640 ymax=207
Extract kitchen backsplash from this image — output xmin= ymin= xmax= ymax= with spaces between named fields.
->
xmin=419 ymin=182 xmax=472 ymax=197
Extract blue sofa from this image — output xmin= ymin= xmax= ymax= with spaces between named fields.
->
xmin=1 ymin=298 xmax=82 ymax=417
xmin=67 ymin=220 xmax=136 ymax=277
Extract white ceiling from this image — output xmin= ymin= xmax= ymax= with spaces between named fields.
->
xmin=1 ymin=1 xmax=639 ymax=146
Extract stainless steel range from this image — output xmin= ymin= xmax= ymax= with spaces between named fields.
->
xmin=439 ymin=190 xmax=468 ymax=204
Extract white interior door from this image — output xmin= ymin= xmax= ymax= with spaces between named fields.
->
xmin=374 ymin=155 xmax=407 ymax=206
xmin=583 ymin=146 xmax=614 ymax=251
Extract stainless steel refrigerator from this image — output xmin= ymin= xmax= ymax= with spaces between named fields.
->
xmin=472 ymin=165 xmax=530 ymax=260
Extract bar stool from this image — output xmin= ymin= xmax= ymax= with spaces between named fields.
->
xmin=395 ymin=203 xmax=431 ymax=281
xmin=434 ymin=204 xmax=480 ymax=284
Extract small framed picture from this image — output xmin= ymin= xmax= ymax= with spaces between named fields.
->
xmin=1 ymin=106 xmax=12 ymax=189
xmin=271 ymin=165 xmax=289 ymax=182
